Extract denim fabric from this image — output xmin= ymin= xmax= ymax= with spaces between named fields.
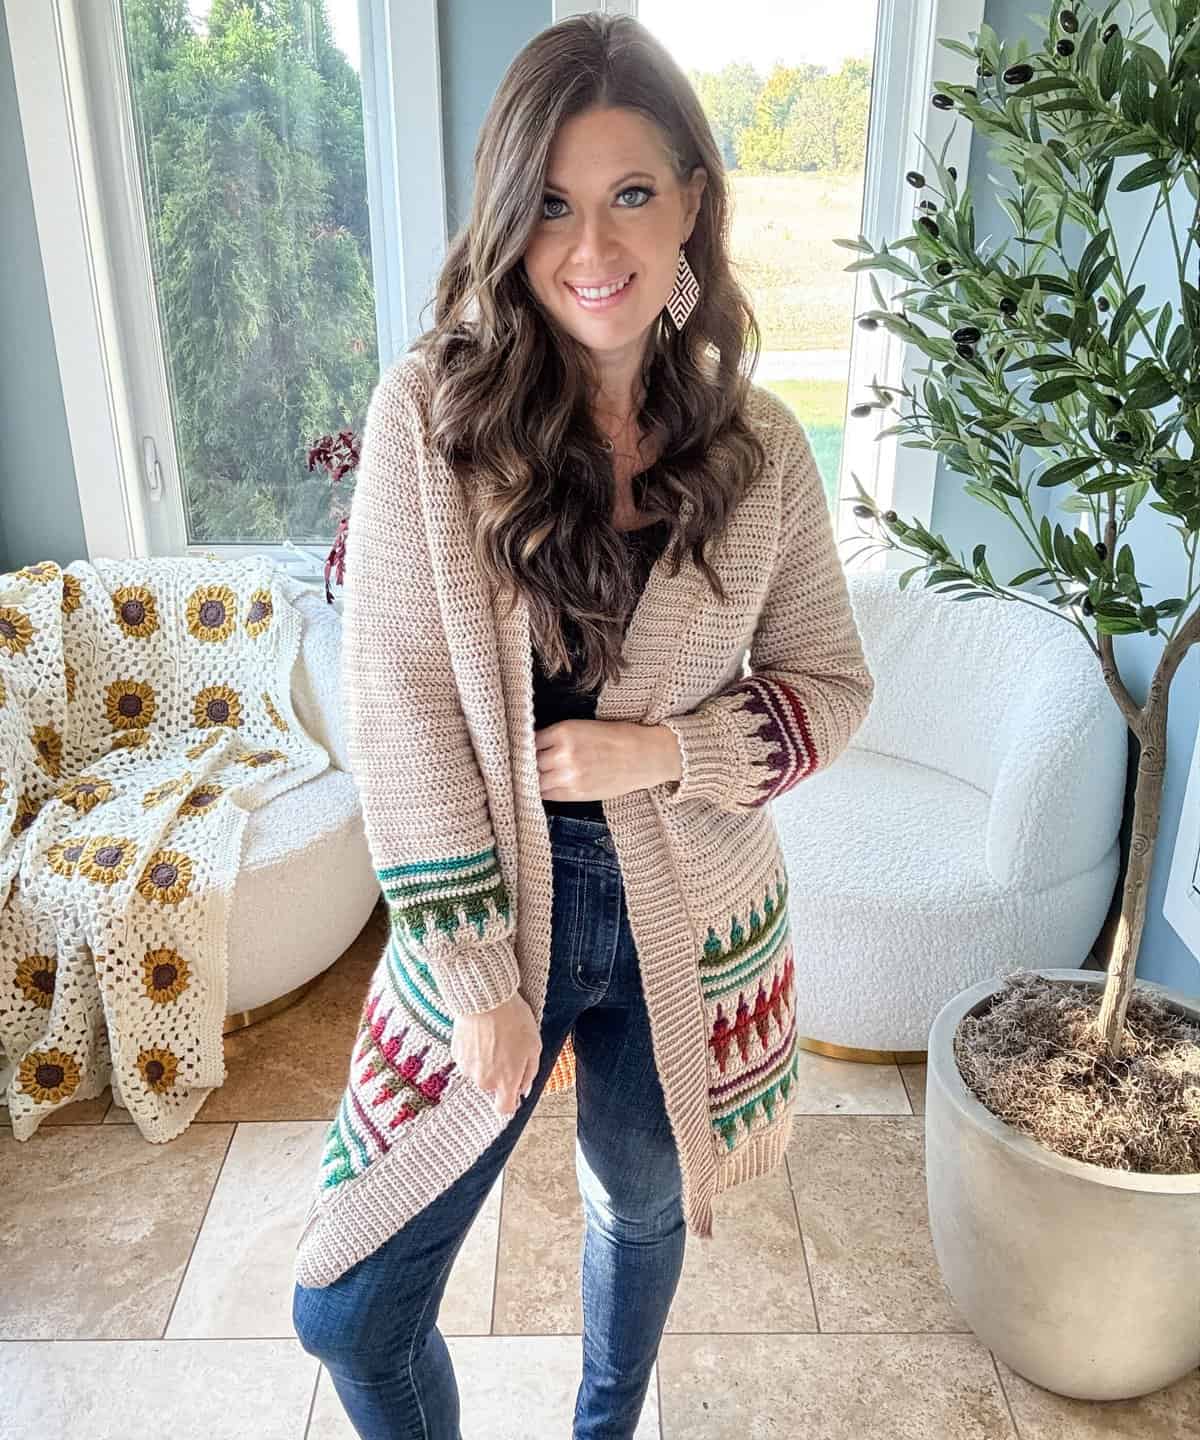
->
xmin=293 ymin=813 xmax=686 ymax=1439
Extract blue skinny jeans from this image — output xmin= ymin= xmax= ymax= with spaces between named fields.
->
xmin=292 ymin=813 xmax=687 ymax=1439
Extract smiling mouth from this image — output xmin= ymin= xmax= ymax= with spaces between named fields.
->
xmin=566 ymin=273 xmax=635 ymax=298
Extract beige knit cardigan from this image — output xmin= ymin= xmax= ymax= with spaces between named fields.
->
xmin=294 ymin=350 xmax=875 ymax=1288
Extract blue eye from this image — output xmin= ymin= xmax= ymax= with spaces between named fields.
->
xmin=541 ymin=185 xmax=655 ymax=221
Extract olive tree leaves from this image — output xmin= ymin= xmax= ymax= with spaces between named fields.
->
xmin=835 ymin=0 xmax=1200 ymax=651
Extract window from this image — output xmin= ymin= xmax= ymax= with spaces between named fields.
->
xmin=9 ymin=0 xmax=982 ymax=570
xmin=6 ymin=0 xmax=444 ymax=580
xmin=118 ymin=0 xmax=379 ymax=550
xmin=635 ymin=0 xmax=880 ymax=513
xmin=615 ymin=0 xmax=984 ymax=552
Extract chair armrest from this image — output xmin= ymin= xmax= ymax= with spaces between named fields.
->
xmin=987 ymin=685 xmax=1127 ymax=891
xmin=290 ymin=588 xmax=350 ymax=770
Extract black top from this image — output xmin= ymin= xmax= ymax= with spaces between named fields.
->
xmin=534 ymin=518 xmax=672 ymax=820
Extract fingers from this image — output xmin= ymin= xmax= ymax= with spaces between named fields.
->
xmin=492 ymin=1052 xmax=540 ymax=1118
xmin=520 ymin=1052 xmax=539 ymax=1103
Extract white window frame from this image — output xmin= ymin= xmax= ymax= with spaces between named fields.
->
xmin=8 ymin=0 xmax=981 ymax=573
xmin=840 ymin=0 xmax=984 ymax=568
xmin=4 ymin=0 xmax=445 ymax=581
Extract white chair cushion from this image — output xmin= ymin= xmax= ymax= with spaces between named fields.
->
xmin=224 ymin=766 xmax=380 ymax=1016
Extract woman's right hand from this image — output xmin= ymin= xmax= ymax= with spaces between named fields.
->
xmin=450 ymin=989 xmax=542 ymax=1117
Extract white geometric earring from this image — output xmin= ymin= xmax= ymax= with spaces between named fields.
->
xmin=665 ymin=243 xmax=700 ymax=329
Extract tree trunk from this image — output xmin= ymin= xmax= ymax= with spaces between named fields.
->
xmin=1095 ymin=709 xmax=1168 ymax=1058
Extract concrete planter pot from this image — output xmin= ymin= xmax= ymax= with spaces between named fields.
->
xmin=925 ymin=967 xmax=1200 ymax=1401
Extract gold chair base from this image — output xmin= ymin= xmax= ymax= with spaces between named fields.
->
xmin=223 ymin=973 xmax=323 ymax=1037
xmin=796 ymin=1035 xmax=927 ymax=1065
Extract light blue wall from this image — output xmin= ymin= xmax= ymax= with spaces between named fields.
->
xmin=1 ymin=1 xmax=1196 ymax=995
xmin=0 ymin=3 xmax=87 ymax=575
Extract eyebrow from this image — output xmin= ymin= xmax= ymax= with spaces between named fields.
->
xmin=543 ymin=170 xmax=657 ymax=194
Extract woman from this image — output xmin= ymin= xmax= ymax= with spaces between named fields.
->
xmin=292 ymin=12 xmax=874 ymax=1439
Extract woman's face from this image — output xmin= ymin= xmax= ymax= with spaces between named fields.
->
xmin=522 ymin=106 xmax=706 ymax=366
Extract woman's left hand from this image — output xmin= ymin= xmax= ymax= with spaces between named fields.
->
xmin=535 ymin=719 xmax=680 ymax=802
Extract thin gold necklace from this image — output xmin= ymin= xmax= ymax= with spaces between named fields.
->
xmin=596 ymin=390 xmax=647 ymax=460
xmin=602 ymin=436 xmax=643 ymax=460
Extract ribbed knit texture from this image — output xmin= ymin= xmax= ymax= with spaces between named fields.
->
xmin=294 ymin=351 xmax=875 ymax=1288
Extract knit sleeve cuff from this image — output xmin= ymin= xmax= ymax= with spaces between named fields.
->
xmin=651 ymin=702 xmax=749 ymax=810
xmin=422 ymin=938 xmax=522 ymax=1018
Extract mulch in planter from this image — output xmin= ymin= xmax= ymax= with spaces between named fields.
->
xmin=953 ymin=970 xmax=1200 ymax=1174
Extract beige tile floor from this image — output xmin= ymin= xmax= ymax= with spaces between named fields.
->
xmin=2 ymin=905 xmax=1197 ymax=1439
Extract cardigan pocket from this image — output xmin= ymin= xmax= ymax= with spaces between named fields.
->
xmin=645 ymin=796 xmax=797 ymax=1147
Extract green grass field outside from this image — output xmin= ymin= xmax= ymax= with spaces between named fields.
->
xmin=760 ymin=378 xmax=848 ymax=509
xmin=727 ymin=172 xmax=866 ymax=507
xmin=729 ymin=172 xmax=866 ymax=351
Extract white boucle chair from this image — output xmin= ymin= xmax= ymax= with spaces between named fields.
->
xmin=773 ymin=567 xmax=1128 ymax=1060
xmin=222 ymin=588 xmax=380 ymax=1029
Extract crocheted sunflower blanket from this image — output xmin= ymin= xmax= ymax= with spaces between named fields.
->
xmin=0 ymin=555 xmax=329 ymax=1142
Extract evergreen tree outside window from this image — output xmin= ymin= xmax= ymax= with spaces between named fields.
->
xmin=119 ymin=0 xmax=378 ymax=546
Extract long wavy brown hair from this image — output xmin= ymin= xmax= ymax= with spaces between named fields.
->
xmin=408 ymin=11 xmax=767 ymax=693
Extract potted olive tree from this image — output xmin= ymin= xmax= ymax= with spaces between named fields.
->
xmin=837 ymin=0 xmax=1199 ymax=1400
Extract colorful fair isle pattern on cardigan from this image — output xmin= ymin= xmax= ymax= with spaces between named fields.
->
xmin=319 ymin=934 xmax=455 ymax=1194
xmin=704 ymin=677 xmax=818 ymax=807
xmin=702 ymin=866 xmax=797 ymax=1150
xmin=318 ymin=861 xmax=798 ymax=1199
xmin=379 ymin=845 xmax=512 ymax=948
xmin=293 ymin=350 xmax=875 ymax=1288
xmin=317 ymin=846 xmax=513 ymax=1192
